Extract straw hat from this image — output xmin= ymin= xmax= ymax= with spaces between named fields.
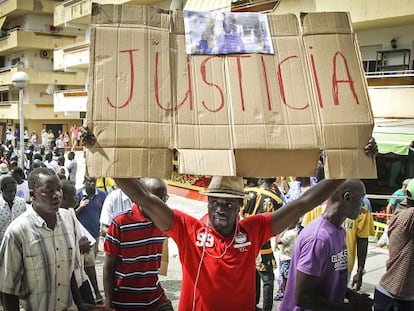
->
xmin=0 ymin=163 xmax=8 ymax=174
xmin=200 ymin=176 xmax=247 ymax=199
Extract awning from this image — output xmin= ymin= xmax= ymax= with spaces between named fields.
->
xmin=184 ymin=0 xmax=232 ymax=12
xmin=373 ymin=119 xmax=414 ymax=155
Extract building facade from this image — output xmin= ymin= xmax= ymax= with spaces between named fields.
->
xmin=0 ymin=0 xmax=89 ymax=145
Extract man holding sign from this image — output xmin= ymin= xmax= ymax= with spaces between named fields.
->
xmin=97 ymin=146 xmax=373 ymax=311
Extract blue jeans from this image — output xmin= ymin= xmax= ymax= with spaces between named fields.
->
xmin=374 ymin=289 xmax=414 ymax=311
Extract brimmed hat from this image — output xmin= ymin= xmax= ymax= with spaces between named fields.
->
xmin=200 ymin=176 xmax=247 ymax=199
xmin=0 ymin=163 xmax=8 ymax=174
xmin=406 ymin=179 xmax=414 ymax=200
xmin=403 ymin=178 xmax=411 ymax=185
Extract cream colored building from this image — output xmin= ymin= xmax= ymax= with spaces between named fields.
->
xmin=0 ymin=0 xmax=89 ymax=144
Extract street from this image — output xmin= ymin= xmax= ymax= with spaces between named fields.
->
xmin=74 ymin=152 xmax=389 ymax=310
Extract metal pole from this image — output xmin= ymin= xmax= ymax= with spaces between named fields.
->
xmin=19 ymin=88 xmax=24 ymax=169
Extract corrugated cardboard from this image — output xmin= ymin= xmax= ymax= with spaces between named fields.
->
xmin=301 ymin=12 xmax=376 ymax=178
xmin=87 ymin=4 xmax=377 ymax=179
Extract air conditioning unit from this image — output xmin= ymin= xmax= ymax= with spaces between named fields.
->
xmin=40 ymin=50 xmax=50 ymax=59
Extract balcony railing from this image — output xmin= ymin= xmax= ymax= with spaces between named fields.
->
xmin=365 ymin=69 xmax=414 ymax=78
xmin=0 ymin=101 xmax=18 ymax=106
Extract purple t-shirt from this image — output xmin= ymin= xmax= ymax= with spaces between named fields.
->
xmin=278 ymin=216 xmax=348 ymax=311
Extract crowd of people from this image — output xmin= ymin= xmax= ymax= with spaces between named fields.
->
xmin=0 ymin=136 xmax=412 ymax=311
xmin=2 ymin=124 xmax=82 ymax=163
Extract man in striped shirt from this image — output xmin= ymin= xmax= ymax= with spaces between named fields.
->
xmin=103 ymin=178 xmax=173 ymax=311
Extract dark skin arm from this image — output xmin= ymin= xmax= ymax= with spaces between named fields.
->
xmin=103 ymin=254 xmax=117 ymax=309
xmin=75 ymin=198 xmax=89 ymax=216
xmin=296 ymin=271 xmax=353 ymax=311
xmin=271 ymin=179 xmax=345 ymax=235
xmin=71 ymin=273 xmax=95 ymax=311
xmin=271 ymin=138 xmax=377 ymax=235
xmin=113 ymin=178 xmax=173 ymax=231
xmin=79 ymin=236 xmax=91 ymax=254
xmin=71 ymin=272 xmax=83 ymax=308
xmin=1 ymin=292 xmax=19 ymax=311
xmin=100 ymin=224 xmax=109 ymax=238
xmin=352 ymin=237 xmax=368 ymax=291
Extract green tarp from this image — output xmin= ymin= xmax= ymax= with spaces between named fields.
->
xmin=373 ymin=131 xmax=413 ymax=155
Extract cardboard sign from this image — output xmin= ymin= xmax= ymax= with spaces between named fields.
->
xmin=87 ymin=4 xmax=377 ymax=179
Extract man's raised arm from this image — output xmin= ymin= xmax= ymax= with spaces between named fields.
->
xmin=114 ymin=178 xmax=173 ymax=231
xmin=271 ymin=179 xmax=345 ymax=235
xmin=271 ymin=137 xmax=377 ymax=235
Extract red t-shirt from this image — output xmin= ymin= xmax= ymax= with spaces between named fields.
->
xmin=104 ymin=205 xmax=167 ymax=310
xmin=165 ymin=210 xmax=273 ymax=311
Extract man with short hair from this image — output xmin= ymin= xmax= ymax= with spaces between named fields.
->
xmin=0 ymin=176 xmax=26 ymax=242
xmin=386 ymin=178 xmax=411 ymax=215
xmin=76 ymin=176 xmax=107 ymax=304
xmin=99 ymin=188 xmax=134 ymax=237
xmin=0 ymin=162 xmax=10 ymax=187
xmin=66 ymin=151 xmax=78 ymax=183
xmin=11 ymin=167 xmax=30 ymax=203
xmin=243 ymin=177 xmax=283 ymax=311
xmin=61 ymin=180 xmax=95 ymax=306
xmin=376 ymin=178 xmax=411 ymax=248
xmin=45 ymin=151 xmax=59 ymax=173
xmin=279 ymin=180 xmax=372 ymax=311
xmin=374 ymin=179 xmax=414 ymax=310
xmin=103 ymin=178 xmax=173 ymax=310
xmin=0 ymin=168 xmax=90 ymax=310
xmin=301 ymin=196 xmax=375 ymax=291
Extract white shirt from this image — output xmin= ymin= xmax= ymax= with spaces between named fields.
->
xmin=0 ymin=196 xmax=27 ymax=242
xmin=46 ymin=160 xmax=59 ymax=174
xmin=66 ymin=159 xmax=77 ymax=182
xmin=16 ymin=180 xmax=30 ymax=203
xmin=99 ymin=189 xmax=134 ymax=226
xmin=41 ymin=132 xmax=48 ymax=146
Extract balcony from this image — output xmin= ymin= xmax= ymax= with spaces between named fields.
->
xmin=0 ymin=28 xmax=81 ymax=56
xmin=0 ymin=0 xmax=56 ymax=18
xmin=231 ymin=0 xmax=280 ymax=13
xmin=0 ymin=67 xmax=86 ymax=86
xmin=275 ymin=0 xmax=414 ymax=30
xmin=0 ymin=101 xmax=18 ymax=119
xmin=54 ymin=41 xmax=90 ymax=71
xmin=53 ymin=89 xmax=87 ymax=112
xmin=54 ymin=0 xmax=173 ymax=26
xmin=54 ymin=0 xmax=92 ymax=27
xmin=368 ymin=84 xmax=414 ymax=119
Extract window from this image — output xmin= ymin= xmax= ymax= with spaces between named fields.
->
xmin=362 ymin=60 xmax=377 ymax=73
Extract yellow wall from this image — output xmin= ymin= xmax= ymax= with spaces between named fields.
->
xmin=274 ymin=0 xmax=414 ymax=29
